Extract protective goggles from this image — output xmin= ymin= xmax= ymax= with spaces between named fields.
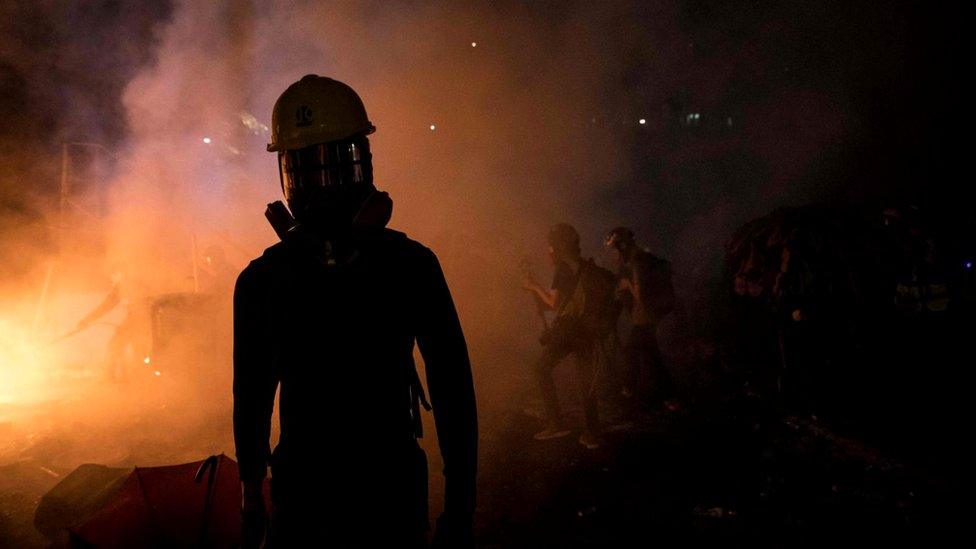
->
xmin=278 ymin=136 xmax=373 ymax=204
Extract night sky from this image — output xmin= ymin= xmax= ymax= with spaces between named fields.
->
xmin=2 ymin=1 xmax=968 ymax=273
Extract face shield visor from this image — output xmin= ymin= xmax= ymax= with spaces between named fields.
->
xmin=278 ymin=135 xmax=374 ymax=220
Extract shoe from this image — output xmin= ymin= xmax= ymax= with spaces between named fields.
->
xmin=606 ymin=421 xmax=634 ymax=433
xmin=578 ymin=431 xmax=603 ymax=450
xmin=533 ymin=425 xmax=572 ymax=440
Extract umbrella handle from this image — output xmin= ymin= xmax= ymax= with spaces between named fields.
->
xmin=193 ymin=455 xmax=221 ymax=547
xmin=193 ymin=455 xmax=218 ymax=483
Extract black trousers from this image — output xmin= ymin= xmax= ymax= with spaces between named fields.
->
xmin=267 ymin=442 xmax=429 ymax=548
xmin=534 ymin=337 xmax=601 ymax=434
xmin=624 ymin=323 xmax=673 ymax=402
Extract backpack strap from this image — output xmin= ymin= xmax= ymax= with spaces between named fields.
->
xmin=409 ymin=364 xmax=432 ymax=438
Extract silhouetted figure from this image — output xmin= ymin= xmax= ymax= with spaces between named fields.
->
xmin=234 ymin=75 xmax=477 ymax=548
xmin=522 ymin=223 xmax=610 ymax=449
xmin=605 ymin=227 xmax=677 ymax=409
xmin=70 ymin=268 xmax=152 ymax=382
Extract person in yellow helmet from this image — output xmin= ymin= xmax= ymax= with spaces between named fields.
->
xmin=234 ymin=75 xmax=477 ymax=548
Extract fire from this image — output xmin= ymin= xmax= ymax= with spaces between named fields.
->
xmin=0 ymin=316 xmax=54 ymax=406
xmin=0 ymin=288 xmax=124 ymax=411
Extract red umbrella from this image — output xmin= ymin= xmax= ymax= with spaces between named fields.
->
xmin=60 ymin=454 xmax=245 ymax=548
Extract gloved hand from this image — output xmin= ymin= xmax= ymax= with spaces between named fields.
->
xmin=240 ymin=482 xmax=266 ymax=549
xmin=431 ymin=511 xmax=473 ymax=549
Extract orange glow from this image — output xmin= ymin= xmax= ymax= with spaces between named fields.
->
xmin=0 ymin=316 xmax=48 ymax=406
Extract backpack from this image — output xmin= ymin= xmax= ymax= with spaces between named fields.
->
xmin=646 ymin=255 xmax=675 ymax=319
xmin=542 ymin=259 xmax=620 ymax=348
xmin=579 ymin=259 xmax=622 ymax=338
xmin=630 ymin=252 xmax=674 ymax=322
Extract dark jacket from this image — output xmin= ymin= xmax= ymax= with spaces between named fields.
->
xmin=233 ymin=226 xmax=477 ymax=522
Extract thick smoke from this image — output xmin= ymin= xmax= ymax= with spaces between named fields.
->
xmin=99 ymin=0 xmax=660 ymax=417
xmin=1 ymin=0 xmax=651 ymax=482
xmin=3 ymin=0 xmax=957 ymax=507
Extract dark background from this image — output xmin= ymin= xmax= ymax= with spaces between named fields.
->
xmin=1 ymin=1 xmax=971 ymax=545
xmin=1 ymin=0 xmax=970 ymax=273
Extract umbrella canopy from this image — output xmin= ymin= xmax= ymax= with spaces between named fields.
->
xmin=36 ymin=454 xmax=245 ymax=548
xmin=34 ymin=463 xmax=131 ymax=543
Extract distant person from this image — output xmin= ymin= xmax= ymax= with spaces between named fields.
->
xmin=522 ymin=223 xmax=615 ymax=449
xmin=234 ymin=75 xmax=477 ymax=548
xmin=605 ymin=227 xmax=677 ymax=410
xmin=70 ymin=268 xmax=152 ymax=382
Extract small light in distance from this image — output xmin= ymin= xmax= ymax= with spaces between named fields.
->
xmin=202 ymin=137 xmax=212 ymax=144
xmin=144 ymin=356 xmax=151 ymax=365
xmin=429 ymin=124 xmax=436 ymax=131
xmin=471 ymin=42 xmax=477 ymax=48
xmin=154 ymin=370 xmax=162 ymax=376
xmin=638 ymin=118 xmax=646 ymax=125
xmin=966 ymin=261 xmax=973 ymax=269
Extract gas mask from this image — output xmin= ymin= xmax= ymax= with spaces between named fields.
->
xmin=278 ymin=135 xmax=374 ymax=234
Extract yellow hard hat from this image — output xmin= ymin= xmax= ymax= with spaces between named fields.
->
xmin=267 ymin=74 xmax=375 ymax=152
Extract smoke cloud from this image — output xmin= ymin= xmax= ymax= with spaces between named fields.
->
xmin=2 ymin=2 xmax=961 ymax=527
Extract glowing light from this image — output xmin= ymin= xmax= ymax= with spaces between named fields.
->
xmin=240 ymin=111 xmax=269 ymax=133
xmin=143 ymin=356 xmax=151 ymax=365
xmin=154 ymin=371 xmax=162 ymax=376
xmin=966 ymin=261 xmax=973 ymax=269
xmin=638 ymin=118 xmax=646 ymax=125
xmin=202 ymin=137 xmax=212 ymax=144
xmin=471 ymin=42 xmax=477 ymax=47
xmin=429 ymin=124 xmax=436 ymax=131
xmin=0 ymin=316 xmax=58 ymax=405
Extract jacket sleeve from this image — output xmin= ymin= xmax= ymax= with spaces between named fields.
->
xmin=415 ymin=247 xmax=478 ymax=519
xmin=233 ymin=264 xmax=279 ymax=483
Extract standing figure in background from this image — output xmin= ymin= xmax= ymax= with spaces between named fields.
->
xmin=522 ymin=223 xmax=611 ymax=449
xmin=605 ymin=227 xmax=678 ymax=410
xmin=71 ymin=269 xmax=152 ymax=382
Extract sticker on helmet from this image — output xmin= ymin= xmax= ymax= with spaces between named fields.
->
xmin=295 ymin=105 xmax=313 ymax=127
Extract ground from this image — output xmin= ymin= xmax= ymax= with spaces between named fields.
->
xmin=0 ymin=370 xmax=963 ymax=547
xmin=473 ymin=385 xmax=961 ymax=547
